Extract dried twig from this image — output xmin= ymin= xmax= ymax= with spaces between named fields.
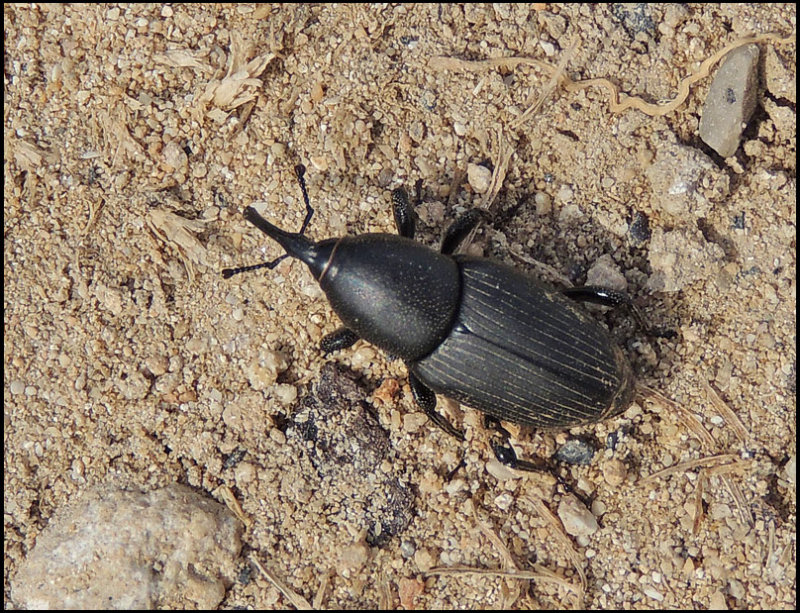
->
xmin=250 ymin=554 xmax=313 ymax=610
xmin=424 ymin=565 xmax=583 ymax=596
xmin=429 ymin=32 xmax=795 ymax=118
xmin=702 ymin=380 xmax=749 ymax=444
xmin=524 ymin=495 xmax=586 ymax=608
xmin=476 ymin=515 xmax=518 ymax=571
xmin=640 ymin=453 xmax=742 ymax=484
xmin=640 ymin=386 xmax=753 ymax=527
xmin=215 ymin=485 xmax=252 ymax=528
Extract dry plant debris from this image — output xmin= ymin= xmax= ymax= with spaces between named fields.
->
xmin=5 ymin=4 xmax=795 ymax=610
xmin=429 ymin=32 xmax=796 ymax=118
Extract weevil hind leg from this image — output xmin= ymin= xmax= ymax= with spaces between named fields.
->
xmin=408 ymin=372 xmax=465 ymax=441
xmin=320 ymin=327 xmax=360 ymax=354
xmin=445 ymin=457 xmax=467 ymax=481
xmin=562 ymin=286 xmax=676 ymax=338
xmin=485 ymin=416 xmax=547 ymax=472
xmin=562 ymin=285 xmax=634 ymax=309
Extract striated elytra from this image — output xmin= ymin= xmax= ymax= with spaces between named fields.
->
xmin=223 ymin=165 xmax=636 ymax=468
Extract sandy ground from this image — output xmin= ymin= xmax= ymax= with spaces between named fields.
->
xmin=4 ymin=4 xmax=796 ymax=609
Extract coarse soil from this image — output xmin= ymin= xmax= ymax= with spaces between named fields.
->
xmin=4 ymin=4 xmax=796 ymax=609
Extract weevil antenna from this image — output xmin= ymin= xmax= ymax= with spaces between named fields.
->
xmin=221 ymin=254 xmax=290 ymax=279
xmin=222 ymin=163 xmax=318 ymax=279
xmin=295 ymin=164 xmax=315 ymax=236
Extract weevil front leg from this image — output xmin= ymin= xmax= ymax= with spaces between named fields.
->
xmin=392 ymin=180 xmax=483 ymax=255
xmin=440 ymin=209 xmax=482 ymax=255
xmin=391 ymin=181 xmax=421 ymax=239
xmin=407 ymin=371 xmax=465 ymax=441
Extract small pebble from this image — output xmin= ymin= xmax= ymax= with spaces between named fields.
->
xmin=602 ymin=458 xmax=628 ymax=487
xmin=557 ymin=494 xmax=599 ymax=537
xmin=467 ymin=163 xmax=492 ymax=194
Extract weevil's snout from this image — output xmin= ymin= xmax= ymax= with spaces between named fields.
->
xmin=222 ymin=164 xmax=330 ymax=281
xmin=242 ymin=206 xmax=333 ymax=280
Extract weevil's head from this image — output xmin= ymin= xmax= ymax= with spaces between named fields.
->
xmin=240 ymin=206 xmax=337 ymax=280
xmin=221 ymin=206 xmax=338 ymax=281
xmin=221 ymin=163 xmax=338 ymax=281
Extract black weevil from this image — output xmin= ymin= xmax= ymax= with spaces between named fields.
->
xmin=223 ymin=165 xmax=638 ymax=469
